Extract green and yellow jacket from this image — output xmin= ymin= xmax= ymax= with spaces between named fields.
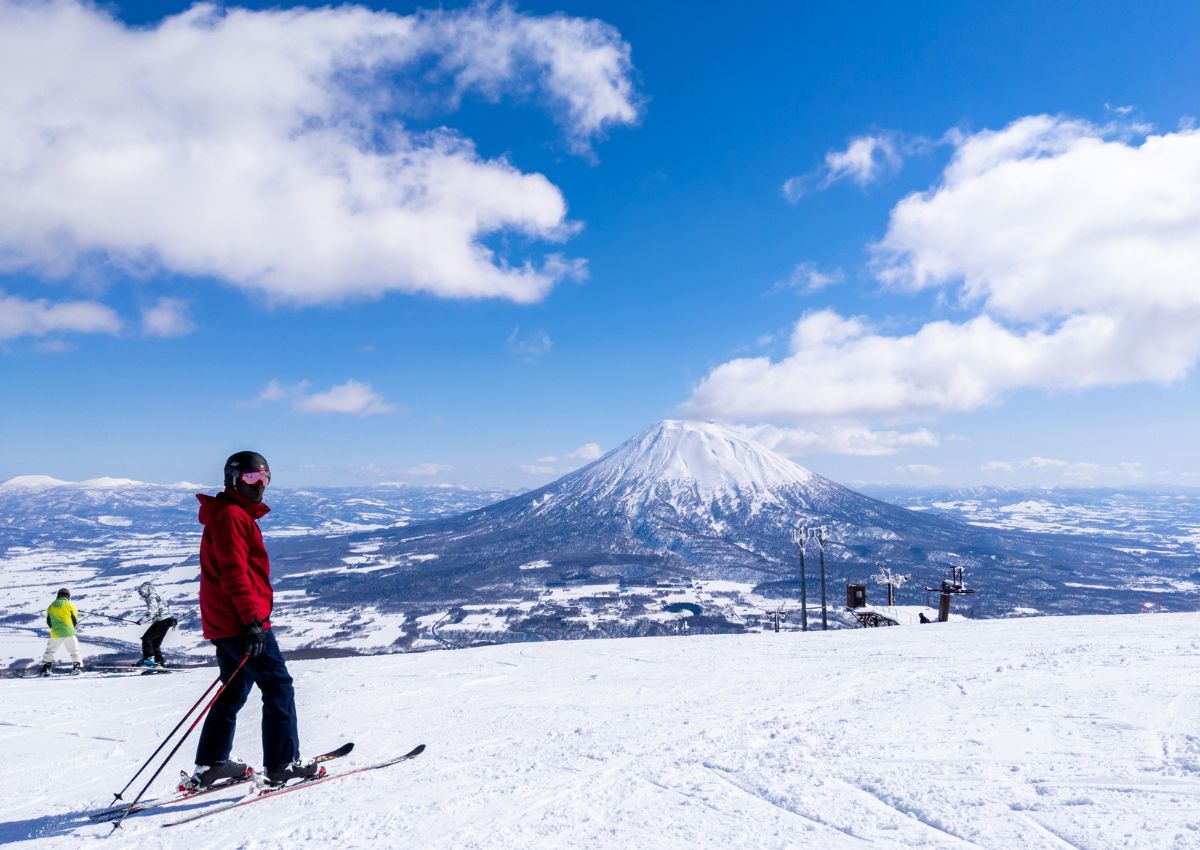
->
xmin=46 ymin=598 xmax=78 ymax=638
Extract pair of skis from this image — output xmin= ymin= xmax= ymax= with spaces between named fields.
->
xmin=90 ymin=743 xmax=355 ymax=824
xmin=90 ymin=742 xmax=426 ymax=828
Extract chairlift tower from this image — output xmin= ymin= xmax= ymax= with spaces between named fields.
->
xmin=793 ymin=525 xmax=830 ymax=631
xmin=815 ymin=526 xmax=829 ymax=631
xmin=924 ymin=565 xmax=976 ymax=622
xmin=871 ymin=563 xmax=910 ymax=607
xmin=791 ymin=526 xmax=809 ymax=631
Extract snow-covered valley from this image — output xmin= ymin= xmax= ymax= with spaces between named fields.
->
xmin=2 ymin=613 xmax=1197 ymax=849
xmin=2 ymin=421 xmax=1198 ymax=669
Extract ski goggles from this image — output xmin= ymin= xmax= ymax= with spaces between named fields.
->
xmin=239 ymin=469 xmax=271 ymax=486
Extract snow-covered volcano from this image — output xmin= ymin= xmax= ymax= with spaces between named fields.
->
xmin=504 ymin=420 xmax=861 ymax=539
xmin=299 ymin=420 xmax=1152 ymax=623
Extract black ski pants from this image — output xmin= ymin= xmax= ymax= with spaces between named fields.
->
xmin=140 ymin=619 xmax=173 ymax=664
xmin=194 ymin=629 xmax=300 ymax=771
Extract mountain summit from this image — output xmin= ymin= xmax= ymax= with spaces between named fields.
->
xmin=517 ymin=420 xmax=845 ymax=532
xmin=560 ymin=420 xmax=815 ymax=515
xmin=582 ymin=419 xmax=814 ymax=492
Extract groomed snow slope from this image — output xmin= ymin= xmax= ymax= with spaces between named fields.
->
xmin=3 ymin=614 xmax=1198 ymax=849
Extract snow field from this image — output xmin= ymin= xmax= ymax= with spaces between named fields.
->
xmin=1 ymin=613 xmax=1198 ymax=849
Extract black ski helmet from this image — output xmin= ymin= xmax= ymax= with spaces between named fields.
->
xmin=57 ymin=588 xmax=70 ymax=599
xmin=224 ymin=451 xmax=270 ymax=488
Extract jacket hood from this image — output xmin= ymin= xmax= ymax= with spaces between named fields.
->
xmin=196 ymin=489 xmax=271 ymax=524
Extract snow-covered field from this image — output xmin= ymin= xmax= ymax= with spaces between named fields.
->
xmin=2 ymin=613 xmax=1198 ymax=849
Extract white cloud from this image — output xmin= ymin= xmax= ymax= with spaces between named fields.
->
xmin=896 ymin=464 xmax=943 ymax=476
xmin=739 ymin=423 xmax=938 ymax=457
xmin=406 ymin=462 xmax=452 ymax=476
xmin=782 ymin=132 xmax=907 ymax=201
xmin=247 ymin=378 xmax=394 ymax=415
xmin=0 ymin=290 xmax=120 ymax=340
xmin=238 ymin=379 xmax=298 ymax=409
xmin=294 ymin=380 xmax=394 ymax=416
xmin=0 ymin=1 xmax=638 ymax=305
xmin=982 ymin=457 xmax=1069 ymax=473
xmin=771 ymin=262 xmax=844 ymax=295
xmin=140 ymin=297 xmax=196 ymax=337
xmin=507 ymin=327 xmax=552 ymax=360
xmin=825 ymin=134 xmax=902 ymax=184
xmin=692 ymin=116 xmax=1200 ymax=430
xmin=569 ymin=442 xmax=603 ymax=461
xmin=523 ymin=440 xmax=604 ymax=477
xmin=983 ymin=456 xmax=1144 ymax=484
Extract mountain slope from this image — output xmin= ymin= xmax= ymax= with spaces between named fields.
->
xmin=302 ymin=421 xmax=1160 ymax=621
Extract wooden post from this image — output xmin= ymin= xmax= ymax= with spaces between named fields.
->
xmin=938 ymin=590 xmax=951 ymax=622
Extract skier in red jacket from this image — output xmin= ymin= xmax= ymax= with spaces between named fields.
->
xmin=188 ymin=451 xmax=320 ymax=789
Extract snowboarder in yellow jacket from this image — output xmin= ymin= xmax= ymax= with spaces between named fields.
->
xmin=40 ymin=588 xmax=82 ymax=676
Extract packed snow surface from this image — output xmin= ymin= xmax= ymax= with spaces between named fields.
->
xmin=3 ymin=613 xmax=1198 ymax=849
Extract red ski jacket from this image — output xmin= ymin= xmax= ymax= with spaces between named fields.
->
xmin=197 ymin=489 xmax=273 ymax=639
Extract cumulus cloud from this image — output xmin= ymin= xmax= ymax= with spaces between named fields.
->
xmin=569 ymin=442 xmax=604 ymax=461
xmin=523 ymin=440 xmax=605 ymax=476
xmin=140 ymin=297 xmax=196 ymax=337
xmin=406 ymin=462 xmax=452 ymax=476
xmin=0 ymin=1 xmax=639 ymax=304
xmin=691 ymin=116 xmax=1200 ymax=434
xmin=507 ymin=327 xmax=552 ymax=361
xmin=771 ymin=262 xmax=844 ymax=295
xmin=0 ymin=291 xmax=121 ymax=340
xmin=983 ymin=456 xmax=1144 ymax=484
xmin=294 ymin=380 xmax=394 ymax=416
xmin=982 ymin=456 xmax=1069 ymax=473
xmin=782 ymin=132 xmax=908 ymax=201
xmin=896 ymin=464 xmax=943 ymax=476
xmin=246 ymin=378 xmax=394 ymax=415
xmin=739 ymin=423 xmax=938 ymax=457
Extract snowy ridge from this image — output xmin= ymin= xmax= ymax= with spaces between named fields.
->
xmin=0 ymin=475 xmax=198 ymax=491
xmin=0 ymin=475 xmax=73 ymax=491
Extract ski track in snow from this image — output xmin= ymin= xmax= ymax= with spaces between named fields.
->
xmin=1 ymin=614 xmax=1199 ymax=849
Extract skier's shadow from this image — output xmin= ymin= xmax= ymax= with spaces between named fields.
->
xmin=0 ymin=809 xmax=107 ymax=844
xmin=0 ymin=796 xmax=231 ymax=843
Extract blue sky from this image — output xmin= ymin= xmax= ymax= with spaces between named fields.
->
xmin=1 ymin=0 xmax=1198 ymax=488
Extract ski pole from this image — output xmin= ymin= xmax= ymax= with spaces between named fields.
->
xmin=111 ymin=652 xmax=251 ymax=832
xmin=79 ymin=610 xmax=143 ymax=625
xmin=107 ymin=667 xmax=226 ymax=805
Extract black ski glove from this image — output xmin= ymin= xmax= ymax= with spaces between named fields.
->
xmin=244 ymin=618 xmax=266 ymax=658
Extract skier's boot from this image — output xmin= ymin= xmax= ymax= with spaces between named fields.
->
xmin=140 ymin=658 xmax=157 ymax=668
xmin=70 ymin=662 xmax=82 ymax=675
xmin=184 ymin=759 xmax=250 ymax=791
xmin=38 ymin=662 xmax=52 ymax=677
xmin=263 ymin=758 xmax=322 ymax=787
